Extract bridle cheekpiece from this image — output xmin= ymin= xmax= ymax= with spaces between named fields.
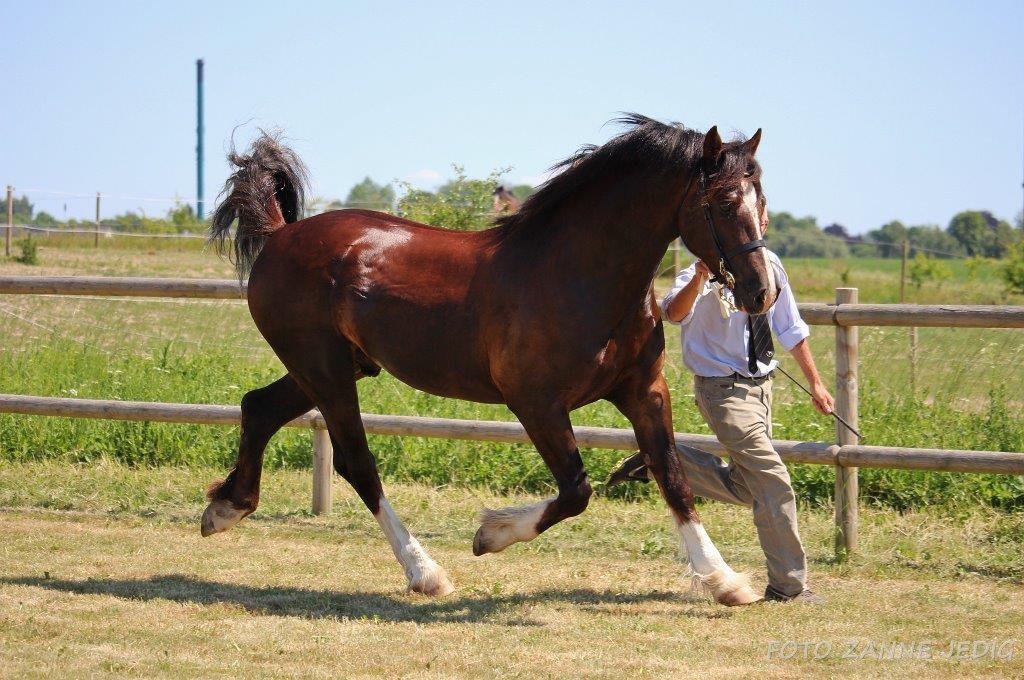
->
xmin=697 ymin=169 xmax=766 ymax=290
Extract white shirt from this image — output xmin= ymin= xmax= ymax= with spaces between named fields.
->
xmin=661 ymin=250 xmax=810 ymax=378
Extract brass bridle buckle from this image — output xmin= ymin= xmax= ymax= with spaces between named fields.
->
xmin=718 ymin=259 xmax=735 ymax=289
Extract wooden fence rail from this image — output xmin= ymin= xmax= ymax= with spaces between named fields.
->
xmin=2 ymin=394 xmax=1022 ymax=477
xmin=1 ymin=275 xmax=1022 ymax=558
xmin=2 ymin=276 xmax=1024 ymax=328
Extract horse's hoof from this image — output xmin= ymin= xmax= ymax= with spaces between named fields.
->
xmin=408 ymin=565 xmax=455 ymax=597
xmin=200 ymin=499 xmax=247 ymax=537
xmin=701 ymin=569 xmax=762 ymax=607
xmin=716 ymin=583 xmax=762 ymax=606
xmin=472 ymin=526 xmax=491 ymax=556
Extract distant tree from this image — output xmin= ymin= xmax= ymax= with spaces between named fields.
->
xmin=948 ymin=211 xmax=990 ymax=256
xmin=988 ymin=219 xmax=1021 ymax=258
xmin=905 ymin=224 xmax=964 ymax=258
xmin=946 ymin=210 xmax=1018 ymax=257
xmin=10 ymin=195 xmax=33 ymax=223
xmin=344 ymin=177 xmax=395 ymax=212
xmin=823 ymin=223 xmax=853 ymax=241
xmin=863 ymin=220 xmax=907 ymax=257
xmin=765 ymin=211 xmax=849 ymax=258
xmin=953 ymin=210 xmax=1019 ymax=257
xmin=32 ymin=211 xmax=59 ymax=227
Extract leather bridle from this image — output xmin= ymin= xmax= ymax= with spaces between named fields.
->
xmin=697 ymin=169 xmax=766 ymax=288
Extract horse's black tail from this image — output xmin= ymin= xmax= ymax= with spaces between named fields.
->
xmin=210 ymin=131 xmax=309 ymax=277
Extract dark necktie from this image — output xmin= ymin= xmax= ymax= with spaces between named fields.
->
xmin=747 ymin=313 xmax=774 ymax=374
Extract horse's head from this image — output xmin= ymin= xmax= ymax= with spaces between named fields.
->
xmin=677 ymin=126 xmax=777 ymax=315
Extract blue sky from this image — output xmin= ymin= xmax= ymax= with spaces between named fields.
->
xmin=2 ymin=0 xmax=1022 ymax=233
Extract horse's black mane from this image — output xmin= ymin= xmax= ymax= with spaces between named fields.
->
xmin=496 ymin=113 xmax=757 ymax=231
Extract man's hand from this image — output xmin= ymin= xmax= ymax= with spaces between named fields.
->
xmin=664 ymin=260 xmax=712 ymax=323
xmin=810 ymin=380 xmax=834 ymax=415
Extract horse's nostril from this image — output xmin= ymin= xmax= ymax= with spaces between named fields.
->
xmin=754 ymin=288 xmax=768 ymax=310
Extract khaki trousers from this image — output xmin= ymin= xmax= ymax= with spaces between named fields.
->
xmin=682 ymin=373 xmax=807 ymax=596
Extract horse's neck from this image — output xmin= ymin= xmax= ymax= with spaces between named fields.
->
xmin=514 ymin=181 xmax=679 ymax=328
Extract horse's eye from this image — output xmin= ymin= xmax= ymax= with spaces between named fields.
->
xmin=743 ymin=163 xmax=756 ymax=177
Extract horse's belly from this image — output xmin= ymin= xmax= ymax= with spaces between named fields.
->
xmin=375 ymin=356 xmax=505 ymax=404
xmin=341 ymin=295 xmax=504 ymax=404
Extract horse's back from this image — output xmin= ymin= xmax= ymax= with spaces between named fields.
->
xmin=249 ymin=210 xmax=504 ymax=402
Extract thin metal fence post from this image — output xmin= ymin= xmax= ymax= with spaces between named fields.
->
xmin=834 ymin=287 xmax=859 ymax=557
xmin=311 ymin=422 xmax=333 ymax=515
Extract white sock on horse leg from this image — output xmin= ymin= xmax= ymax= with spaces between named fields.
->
xmin=675 ymin=518 xmax=760 ymax=605
xmin=676 ymin=518 xmax=730 ymax=576
xmin=374 ymin=498 xmax=454 ymax=597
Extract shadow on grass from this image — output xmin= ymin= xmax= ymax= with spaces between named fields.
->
xmin=3 ymin=575 xmax=729 ymax=625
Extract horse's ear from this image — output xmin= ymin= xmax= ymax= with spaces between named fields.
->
xmin=703 ymin=126 xmax=723 ymax=169
xmin=744 ymin=128 xmax=762 ymax=156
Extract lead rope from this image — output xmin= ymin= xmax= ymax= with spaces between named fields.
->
xmin=773 ymin=364 xmax=863 ymax=442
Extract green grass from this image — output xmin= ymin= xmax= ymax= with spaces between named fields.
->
xmin=1 ymin=246 xmax=1022 ymax=510
xmin=0 ymin=461 xmax=1022 ymax=679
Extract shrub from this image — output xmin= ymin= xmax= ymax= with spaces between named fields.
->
xmin=1001 ymin=242 xmax=1024 ymax=295
xmin=908 ymin=253 xmax=950 ymax=289
xmin=397 ymin=165 xmax=507 ymax=231
xmin=15 ymin=236 xmax=38 ymax=265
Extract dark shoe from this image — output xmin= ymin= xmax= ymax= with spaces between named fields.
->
xmin=605 ymin=452 xmax=651 ymax=486
xmin=764 ymin=585 xmax=826 ymax=605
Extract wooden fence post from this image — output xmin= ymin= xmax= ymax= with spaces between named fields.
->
xmin=5 ymin=185 xmax=12 ymax=258
xmin=95 ymin=192 xmax=101 ymax=248
xmin=901 ymin=239 xmax=918 ymax=394
xmin=311 ymin=424 xmax=333 ymax=515
xmin=834 ymin=287 xmax=859 ymax=557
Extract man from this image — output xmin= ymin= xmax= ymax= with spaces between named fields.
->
xmin=609 ymin=248 xmax=833 ymax=604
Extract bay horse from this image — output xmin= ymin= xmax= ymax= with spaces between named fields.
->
xmin=204 ymin=115 xmax=775 ymax=606
xmin=492 ymin=185 xmax=522 ymax=214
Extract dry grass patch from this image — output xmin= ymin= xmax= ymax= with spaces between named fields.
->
xmin=0 ymin=462 xmax=1021 ymax=678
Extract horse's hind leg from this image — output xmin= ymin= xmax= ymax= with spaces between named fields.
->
xmin=202 ymin=374 xmax=312 ymax=536
xmin=285 ymin=340 xmax=454 ymax=597
xmin=473 ymin=406 xmax=592 ymax=555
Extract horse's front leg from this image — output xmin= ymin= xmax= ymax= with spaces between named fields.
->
xmin=610 ymin=371 xmax=761 ymax=606
xmin=473 ymin=406 xmax=592 ymax=555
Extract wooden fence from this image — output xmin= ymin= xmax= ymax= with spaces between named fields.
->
xmin=1 ymin=276 xmax=1023 ymax=556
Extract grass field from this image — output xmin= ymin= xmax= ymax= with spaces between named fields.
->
xmin=1 ymin=461 xmax=1022 ymax=678
xmin=1 ymin=244 xmax=1022 ymax=678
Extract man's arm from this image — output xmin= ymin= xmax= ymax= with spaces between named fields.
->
xmin=788 ymin=339 xmax=834 ymax=415
xmin=663 ymin=261 xmax=710 ymax=323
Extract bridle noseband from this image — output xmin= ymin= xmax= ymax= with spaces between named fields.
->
xmin=697 ymin=169 xmax=766 ymax=289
